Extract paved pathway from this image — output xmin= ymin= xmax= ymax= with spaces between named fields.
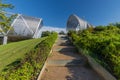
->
xmin=40 ymin=35 xmax=104 ymax=80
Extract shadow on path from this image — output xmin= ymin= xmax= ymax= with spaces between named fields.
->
xmin=58 ymin=35 xmax=104 ymax=80
xmin=40 ymin=35 xmax=105 ymax=80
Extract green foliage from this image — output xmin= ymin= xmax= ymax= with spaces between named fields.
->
xmin=0 ymin=0 xmax=15 ymax=34
xmin=94 ymin=26 xmax=106 ymax=31
xmin=67 ymin=30 xmax=76 ymax=37
xmin=59 ymin=31 xmax=65 ymax=35
xmin=0 ymin=33 xmax=57 ymax=80
xmin=0 ymin=0 xmax=14 ymax=10
xmin=41 ymin=31 xmax=51 ymax=37
xmin=108 ymin=22 xmax=120 ymax=29
xmin=68 ymin=25 xmax=120 ymax=79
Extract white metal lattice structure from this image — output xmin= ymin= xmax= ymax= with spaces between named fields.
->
xmin=0 ymin=12 xmax=43 ymax=38
xmin=9 ymin=14 xmax=43 ymax=38
xmin=66 ymin=14 xmax=92 ymax=31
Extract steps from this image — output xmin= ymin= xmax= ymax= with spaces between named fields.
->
xmin=47 ymin=59 xmax=86 ymax=66
xmin=39 ymin=35 xmax=104 ymax=80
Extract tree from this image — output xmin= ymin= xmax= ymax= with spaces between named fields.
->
xmin=59 ymin=31 xmax=65 ymax=35
xmin=0 ymin=0 xmax=15 ymax=44
xmin=41 ymin=31 xmax=51 ymax=37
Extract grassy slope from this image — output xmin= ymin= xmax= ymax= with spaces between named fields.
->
xmin=0 ymin=38 xmax=45 ymax=72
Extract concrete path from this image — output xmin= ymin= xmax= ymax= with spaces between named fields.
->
xmin=40 ymin=35 xmax=104 ymax=80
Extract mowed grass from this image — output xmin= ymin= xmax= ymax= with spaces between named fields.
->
xmin=0 ymin=38 xmax=45 ymax=72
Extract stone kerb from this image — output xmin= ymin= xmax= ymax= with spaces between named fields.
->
xmin=77 ymin=48 xmax=117 ymax=80
xmin=68 ymin=36 xmax=116 ymax=80
xmin=37 ymin=37 xmax=58 ymax=80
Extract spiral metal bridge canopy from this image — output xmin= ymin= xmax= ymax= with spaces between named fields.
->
xmin=66 ymin=14 xmax=92 ymax=31
xmin=0 ymin=12 xmax=43 ymax=38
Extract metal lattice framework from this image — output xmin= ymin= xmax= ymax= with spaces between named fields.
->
xmin=0 ymin=12 xmax=43 ymax=38
xmin=66 ymin=14 xmax=92 ymax=31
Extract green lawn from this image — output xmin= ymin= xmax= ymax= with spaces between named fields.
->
xmin=0 ymin=38 xmax=45 ymax=72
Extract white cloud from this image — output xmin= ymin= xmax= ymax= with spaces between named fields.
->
xmin=40 ymin=26 xmax=66 ymax=33
xmin=38 ymin=26 xmax=66 ymax=37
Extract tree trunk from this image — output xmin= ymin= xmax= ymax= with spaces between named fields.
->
xmin=3 ymin=36 xmax=8 ymax=45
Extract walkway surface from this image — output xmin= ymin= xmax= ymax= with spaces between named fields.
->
xmin=40 ymin=35 xmax=104 ymax=80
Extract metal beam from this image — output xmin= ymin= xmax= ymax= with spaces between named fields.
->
xmin=33 ymin=19 xmax=42 ymax=38
xmin=21 ymin=15 xmax=34 ymax=34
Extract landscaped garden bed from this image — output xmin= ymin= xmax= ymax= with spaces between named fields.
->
xmin=0 ymin=32 xmax=57 ymax=80
xmin=68 ymin=24 xmax=120 ymax=80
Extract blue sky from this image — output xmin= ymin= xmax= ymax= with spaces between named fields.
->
xmin=4 ymin=0 xmax=120 ymax=28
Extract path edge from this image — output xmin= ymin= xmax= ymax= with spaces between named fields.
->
xmin=37 ymin=38 xmax=58 ymax=80
xmin=68 ymin=36 xmax=117 ymax=80
xmin=77 ymin=47 xmax=117 ymax=80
